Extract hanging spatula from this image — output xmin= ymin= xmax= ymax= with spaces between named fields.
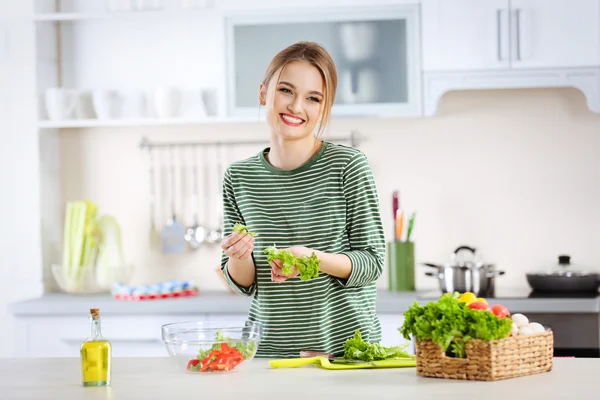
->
xmin=148 ymin=146 xmax=161 ymax=250
xmin=161 ymin=146 xmax=186 ymax=254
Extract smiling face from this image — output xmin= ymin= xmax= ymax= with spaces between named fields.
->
xmin=260 ymin=60 xmax=325 ymax=141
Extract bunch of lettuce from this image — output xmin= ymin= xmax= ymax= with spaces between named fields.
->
xmin=233 ymin=223 xmax=257 ymax=237
xmin=343 ymin=330 xmax=415 ymax=362
xmin=399 ymin=292 xmax=512 ymax=358
xmin=263 ymin=245 xmax=320 ymax=281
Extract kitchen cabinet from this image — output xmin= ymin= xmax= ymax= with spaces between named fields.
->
xmin=421 ymin=0 xmax=510 ymax=71
xmin=422 ymin=0 xmax=600 ymax=71
xmin=224 ymin=5 xmax=422 ymax=118
xmin=421 ymin=0 xmax=600 ymax=116
xmin=13 ymin=312 xmax=411 ymax=357
xmin=509 ymin=0 xmax=600 ymax=70
xmin=15 ymin=313 xmax=215 ymax=358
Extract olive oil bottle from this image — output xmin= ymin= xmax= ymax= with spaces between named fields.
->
xmin=80 ymin=308 xmax=112 ymax=386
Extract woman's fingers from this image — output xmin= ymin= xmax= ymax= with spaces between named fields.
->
xmin=235 ymin=240 xmax=255 ymax=259
xmin=222 ymin=234 xmax=254 ymax=258
xmin=220 ymin=232 xmax=246 ymax=252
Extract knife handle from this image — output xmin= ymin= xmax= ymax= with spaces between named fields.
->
xmin=269 ymin=357 xmax=318 ymax=368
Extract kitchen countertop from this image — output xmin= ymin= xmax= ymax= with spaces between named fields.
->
xmin=8 ymin=288 xmax=600 ymax=317
xmin=2 ymin=357 xmax=599 ymax=399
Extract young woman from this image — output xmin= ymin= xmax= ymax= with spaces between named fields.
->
xmin=219 ymin=41 xmax=386 ymax=358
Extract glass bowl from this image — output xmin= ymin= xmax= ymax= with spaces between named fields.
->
xmin=51 ymin=264 xmax=134 ymax=294
xmin=161 ymin=320 xmax=262 ymax=374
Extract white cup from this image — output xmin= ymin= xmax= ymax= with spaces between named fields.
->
xmin=151 ymin=87 xmax=181 ymax=119
xmin=44 ymin=88 xmax=78 ymax=121
xmin=92 ymin=90 xmax=123 ymax=120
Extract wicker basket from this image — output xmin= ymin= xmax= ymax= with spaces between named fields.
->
xmin=415 ymin=331 xmax=554 ymax=381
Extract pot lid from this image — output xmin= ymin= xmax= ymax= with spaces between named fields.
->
xmin=535 ymin=255 xmax=592 ymax=277
xmin=450 ymin=246 xmax=486 ymax=269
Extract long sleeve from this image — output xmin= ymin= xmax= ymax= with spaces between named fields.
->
xmin=335 ymin=152 xmax=386 ymax=288
xmin=219 ymin=168 xmax=257 ymax=296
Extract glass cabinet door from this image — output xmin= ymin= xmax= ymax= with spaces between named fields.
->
xmin=225 ymin=5 xmax=421 ymax=118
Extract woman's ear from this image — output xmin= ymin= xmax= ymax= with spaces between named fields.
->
xmin=258 ymin=84 xmax=266 ymax=106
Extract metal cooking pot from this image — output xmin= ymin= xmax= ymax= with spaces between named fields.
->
xmin=526 ymin=255 xmax=600 ymax=293
xmin=423 ymin=246 xmax=505 ymax=297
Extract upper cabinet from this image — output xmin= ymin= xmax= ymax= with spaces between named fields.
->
xmin=224 ymin=5 xmax=422 ymax=118
xmin=509 ymin=0 xmax=600 ymax=70
xmin=422 ymin=0 xmax=600 ymax=71
xmin=422 ymin=0 xmax=510 ymax=71
xmin=421 ymin=0 xmax=600 ymax=116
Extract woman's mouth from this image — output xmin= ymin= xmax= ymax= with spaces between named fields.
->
xmin=280 ymin=113 xmax=305 ymax=127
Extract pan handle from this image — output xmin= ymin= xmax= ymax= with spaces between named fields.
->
xmin=485 ymin=271 xmax=505 ymax=278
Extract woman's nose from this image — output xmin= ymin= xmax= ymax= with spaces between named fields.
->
xmin=287 ymin=98 xmax=302 ymax=115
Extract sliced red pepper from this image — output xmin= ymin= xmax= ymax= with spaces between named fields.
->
xmin=186 ymin=359 xmax=200 ymax=371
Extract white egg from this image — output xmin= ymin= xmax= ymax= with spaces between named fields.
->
xmin=512 ymin=313 xmax=529 ymax=328
xmin=510 ymin=322 xmax=519 ymax=336
xmin=528 ymin=322 xmax=545 ymax=333
xmin=518 ymin=326 xmax=534 ymax=335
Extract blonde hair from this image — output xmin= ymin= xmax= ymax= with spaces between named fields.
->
xmin=261 ymin=41 xmax=338 ymax=138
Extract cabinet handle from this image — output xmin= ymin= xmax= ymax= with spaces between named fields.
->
xmin=515 ymin=9 xmax=521 ymax=61
xmin=496 ymin=9 xmax=502 ymax=61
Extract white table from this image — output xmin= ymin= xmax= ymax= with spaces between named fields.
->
xmin=1 ymin=357 xmax=599 ymax=399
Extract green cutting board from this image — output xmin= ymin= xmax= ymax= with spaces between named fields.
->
xmin=269 ymin=356 xmax=416 ymax=370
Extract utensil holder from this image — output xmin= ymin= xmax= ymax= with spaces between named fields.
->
xmin=387 ymin=241 xmax=415 ymax=291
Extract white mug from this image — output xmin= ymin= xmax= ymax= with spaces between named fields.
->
xmin=151 ymin=87 xmax=181 ymax=119
xmin=44 ymin=88 xmax=78 ymax=121
xmin=92 ymin=90 xmax=123 ymax=120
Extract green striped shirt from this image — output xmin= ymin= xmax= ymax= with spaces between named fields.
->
xmin=220 ymin=141 xmax=386 ymax=358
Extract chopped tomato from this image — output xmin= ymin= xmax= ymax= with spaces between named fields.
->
xmin=196 ymin=346 xmax=245 ymax=372
xmin=186 ymin=359 xmax=200 ymax=371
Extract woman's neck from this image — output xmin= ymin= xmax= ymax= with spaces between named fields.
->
xmin=267 ymin=135 xmax=322 ymax=171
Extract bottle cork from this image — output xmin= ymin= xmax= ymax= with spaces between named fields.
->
xmin=90 ymin=308 xmax=100 ymax=320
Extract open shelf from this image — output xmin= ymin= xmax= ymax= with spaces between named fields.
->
xmin=37 ymin=116 xmax=261 ymax=129
xmin=33 ymin=9 xmax=214 ymax=22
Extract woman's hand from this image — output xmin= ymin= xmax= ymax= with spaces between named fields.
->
xmin=270 ymin=259 xmax=298 ymax=283
xmin=270 ymin=246 xmax=319 ymax=283
xmin=221 ymin=232 xmax=255 ymax=260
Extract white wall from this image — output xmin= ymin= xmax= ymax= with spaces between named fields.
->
xmin=47 ymin=87 xmax=600 ymax=293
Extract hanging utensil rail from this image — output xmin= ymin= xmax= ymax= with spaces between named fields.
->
xmin=138 ymin=130 xmax=362 ymax=150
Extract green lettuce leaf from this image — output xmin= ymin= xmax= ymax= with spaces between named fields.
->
xmin=233 ymin=223 xmax=257 ymax=237
xmin=343 ymin=330 xmax=415 ymax=362
xmin=263 ymin=245 xmax=321 ymax=281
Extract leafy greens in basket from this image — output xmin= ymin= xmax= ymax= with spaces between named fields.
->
xmin=399 ymin=292 xmax=512 ymax=358
xmin=263 ymin=245 xmax=320 ymax=281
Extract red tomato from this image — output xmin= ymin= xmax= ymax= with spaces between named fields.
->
xmin=468 ymin=302 xmax=492 ymax=311
xmin=186 ymin=359 xmax=200 ymax=370
xmin=491 ymin=304 xmax=510 ymax=319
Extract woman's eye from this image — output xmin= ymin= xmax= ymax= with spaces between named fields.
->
xmin=278 ymin=88 xmax=292 ymax=94
xmin=308 ymin=97 xmax=321 ymax=103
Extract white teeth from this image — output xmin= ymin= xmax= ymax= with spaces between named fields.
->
xmin=281 ymin=114 xmax=303 ymax=124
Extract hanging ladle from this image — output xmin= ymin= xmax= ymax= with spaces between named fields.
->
xmin=185 ymin=146 xmax=205 ymax=249
xmin=207 ymin=143 xmax=225 ymax=244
